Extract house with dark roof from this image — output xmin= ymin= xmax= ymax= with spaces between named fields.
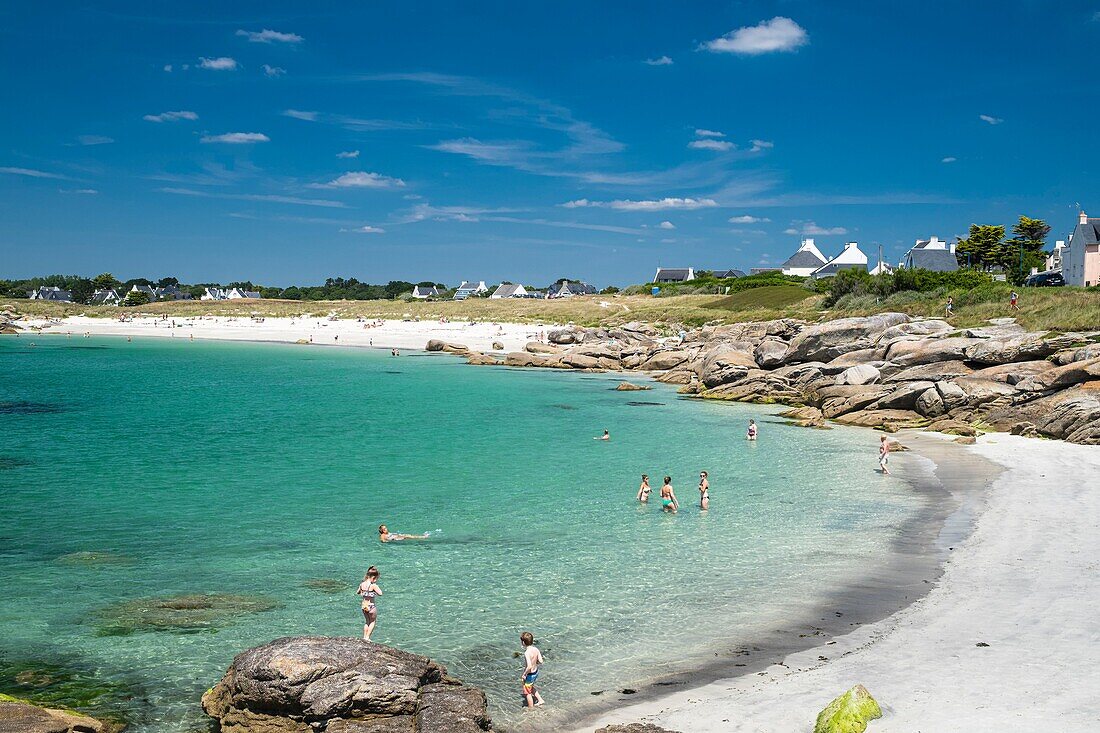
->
xmin=490 ymin=283 xmax=529 ymax=299
xmin=1064 ymin=210 xmax=1100 ymax=287
xmin=548 ymin=280 xmax=596 ymax=298
xmin=812 ymin=242 xmax=868 ymax=279
xmin=779 ymin=239 xmax=828 ymax=276
xmin=710 ymin=269 xmax=746 ymax=279
xmin=28 ymin=286 xmax=72 ymax=302
xmin=653 ymin=267 xmax=695 ymax=283
xmin=453 ymin=281 xmax=488 ymax=300
xmin=411 ymin=285 xmax=441 ymax=299
xmin=154 ymin=284 xmax=192 ymax=301
xmin=90 ymin=288 xmax=122 ymax=306
xmin=900 ymin=236 xmax=959 ymax=272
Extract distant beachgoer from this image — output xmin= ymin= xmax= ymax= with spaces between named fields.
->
xmin=335 ymin=334 xmax=339 ymax=342
xmin=945 ymin=296 xmax=954 ymax=318
xmin=519 ymin=632 xmax=544 ymax=708
xmin=1010 ymin=290 xmax=1019 ymax=311
xmin=189 ymin=334 xmax=193 ymax=341
xmin=637 ymin=474 xmax=651 ymax=503
xmin=747 ymin=419 xmax=757 ymax=441
xmin=357 ymin=566 xmax=382 ymax=641
xmin=698 ymin=471 xmax=709 ymax=510
xmin=127 ymin=336 xmax=132 ymax=342
xmin=678 ymin=329 xmax=687 ymax=345
xmin=378 ymin=524 xmax=428 ymax=543
xmin=660 ymin=476 xmax=678 ymax=513
xmin=879 ymin=436 xmax=891 ymax=475
xmin=594 ymin=430 xmax=610 ymax=441
xmin=309 ymin=334 xmax=313 ymax=343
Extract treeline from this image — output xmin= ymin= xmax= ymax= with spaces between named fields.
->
xmin=954 ymin=216 xmax=1051 ymax=283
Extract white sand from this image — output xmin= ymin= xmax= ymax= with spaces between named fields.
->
xmin=574 ymin=434 xmax=1100 ymax=732
xmin=28 ymin=315 xmax=547 ymax=353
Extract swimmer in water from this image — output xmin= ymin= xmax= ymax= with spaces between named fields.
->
xmin=660 ymin=476 xmax=678 ymax=513
xmin=357 ymin=566 xmax=382 ymax=641
xmin=637 ymin=474 xmax=651 ymax=503
xmin=747 ymin=419 xmax=757 ymax=441
xmin=594 ymin=430 xmax=610 ymax=441
xmin=378 ymin=524 xmax=429 ymax=543
xmin=698 ymin=471 xmax=709 ymax=510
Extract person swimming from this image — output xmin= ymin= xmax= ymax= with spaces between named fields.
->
xmin=637 ymin=474 xmax=651 ymax=503
xmin=594 ymin=430 xmax=610 ymax=441
xmin=747 ymin=419 xmax=757 ymax=441
xmin=378 ymin=524 xmax=429 ymax=543
xmin=698 ymin=471 xmax=709 ymax=510
xmin=660 ymin=476 xmax=678 ymax=513
xmin=357 ymin=566 xmax=382 ymax=641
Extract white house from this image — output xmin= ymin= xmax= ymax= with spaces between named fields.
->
xmin=779 ymin=239 xmax=828 ymax=277
xmin=869 ymin=261 xmax=894 ymax=276
xmin=201 ymin=287 xmax=260 ymax=301
xmin=128 ymin=284 xmax=158 ymax=301
xmin=548 ymin=280 xmax=597 ymax=298
xmin=28 ymin=286 xmax=72 ymax=302
xmin=411 ymin=285 xmax=441 ymax=299
xmin=1046 ymin=240 xmax=1065 ymax=272
xmin=653 ymin=267 xmax=695 ymax=283
xmin=812 ymin=242 xmax=869 ymax=279
xmin=1063 ymin=211 xmax=1100 ymax=287
xmin=90 ymin=288 xmax=122 ymax=306
xmin=453 ymin=281 xmax=488 ymax=300
xmin=490 ymin=283 xmax=529 ymax=299
xmin=899 ymin=236 xmax=958 ymax=272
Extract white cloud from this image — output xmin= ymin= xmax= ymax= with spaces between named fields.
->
xmin=200 ymin=132 xmax=270 ymax=144
xmin=644 ymin=55 xmax=674 ymax=66
xmin=562 ymin=197 xmax=718 ymax=211
xmin=658 ymin=221 xmax=675 ymax=229
xmin=704 ymin=17 xmax=808 ymax=55
xmin=942 ymin=156 xmax=957 ymax=163
xmin=157 ymin=187 xmax=346 ymax=208
xmin=310 ymin=171 xmax=405 ymax=189
xmin=143 ymin=110 xmax=198 ymax=123
xmin=784 ymin=221 xmax=848 ymax=236
xmin=236 ymin=29 xmax=303 ymax=44
xmin=695 ymin=129 xmax=725 ymax=137
xmin=163 ymin=64 xmax=172 ymax=72
xmin=199 ymin=57 xmax=238 ymax=70
xmin=689 ymin=139 xmax=734 ymax=151
xmin=728 ymin=215 xmax=770 ymax=224
xmin=0 ymin=166 xmax=69 ymax=179
xmin=263 ymin=64 xmax=286 ymax=77
xmin=336 ymin=150 xmax=360 ymax=159
xmin=282 ymin=109 xmax=318 ymax=121
xmin=344 ymin=225 xmax=385 ymax=234
xmin=78 ymin=135 xmax=114 ymax=146
xmin=749 ymin=139 xmax=774 ymax=152
xmin=60 ymin=188 xmax=98 ymax=194
xmin=979 ymin=114 xmax=1003 ymax=125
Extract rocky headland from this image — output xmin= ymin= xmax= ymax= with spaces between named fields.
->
xmin=430 ymin=313 xmax=1100 ymax=444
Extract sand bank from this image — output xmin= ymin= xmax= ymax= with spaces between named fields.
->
xmin=572 ymin=433 xmax=1100 ymax=732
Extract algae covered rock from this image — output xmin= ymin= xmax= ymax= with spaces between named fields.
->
xmin=813 ymin=684 xmax=882 ymax=733
xmin=94 ymin=593 xmax=279 ymax=635
xmin=0 ymin=695 xmax=111 ymax=733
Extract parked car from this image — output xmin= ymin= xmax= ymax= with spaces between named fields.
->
xmin=1023 ymin=271 xmax=1065 ymax=287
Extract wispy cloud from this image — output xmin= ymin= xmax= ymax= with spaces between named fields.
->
xmin=784 ymin=221 xmax=848 ymax=236
xmin=562 ymin=197 xmax=718 ymax=211
xmin=695 ymin=129 xmax=725 ymax=138
xmin=644 ymin=55 xmax=674 ymax=66
xmin=60 ymin=188 xmax=98 ymax=194
xmin=749 ymin=139 xmax=774 ymax=152
xmin=942 ymin=156 xmax=957 ymax=163
xmin=689 ymin=139 xmax=734 ymax=151
xmin=281 ymin=109 xmax=318 ymax=121
xmin=336 ymin=150 xmax=360 ymax=159
xmin=143 ymin=110 xmax=198 ymax=123
xmin=236 ymin=29 xmax=303 ymax=44
xmin=0 ymin=166 xmax=70 ymax=180
xmin=77 ymin=135 xmax=114 ymax=146
xmin=199 ymin=56 xmax=238 ymax=70
xmin=704 ymin=17 xmax=808 ymax=55
xmin=658 ymin=221 xmax=676 ymax=229
xmin=157 ymin=187 xmax=346 ymax=208
xmin=343 ymin=225 xmax=385 ymax=234
xmin=200 ymin=132 xmax=270 ymax=144
xmin=263 ymin=64 xmax=286 ymax=77
xmin=309 ymin=171 xmax=405 ymax=189
xmin=979 ymin=114 xmax=1003 ymax=125
xmin=728 ymin=215 xmax=770 ymax=224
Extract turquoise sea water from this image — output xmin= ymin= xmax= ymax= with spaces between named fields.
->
xmin=0 ymin=337 xmax=925 ymax=730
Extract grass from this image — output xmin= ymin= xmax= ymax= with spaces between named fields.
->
xmin=4 ymin=285 xmax=1097 ymax=331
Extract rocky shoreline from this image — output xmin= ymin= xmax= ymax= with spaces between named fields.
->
xmin=431 ymin=313 xmax=1100 ymax=444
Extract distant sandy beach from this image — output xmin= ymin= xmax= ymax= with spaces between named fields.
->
xmin=28 ymin=314 xmax=548 ymax=353
xmin=571 ymin=433 xmax=1100 ymax=733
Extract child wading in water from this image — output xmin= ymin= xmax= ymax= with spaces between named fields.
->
xmin=520 ymin=632 xmax=544 ymax=708
xmin=879 ymin=435 xmax=891 ymax=475
xmin=357 ymin=566 xmax=382 ymax=641
xmin=747 ymin=419 xmax=758 ymax=440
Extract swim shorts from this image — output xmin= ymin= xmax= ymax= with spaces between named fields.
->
xmin=522 ymin=671 xmax=538 ymax=695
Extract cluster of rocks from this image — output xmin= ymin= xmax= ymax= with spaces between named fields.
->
xmin=0 ymin=696 xmax=114 ymax=733
xmin=0 ymin=305 xmax=20 ymax=334
xmin=202 ymin=636 xmax=491 ymax=733
xmin=432 ymin=314 xmax=1100 ymax=444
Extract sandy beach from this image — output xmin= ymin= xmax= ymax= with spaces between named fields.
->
xmin=572 ymin=433 xmax=1100 ymax=733
xmin=28 ymin=314 xmax=546 ymax=353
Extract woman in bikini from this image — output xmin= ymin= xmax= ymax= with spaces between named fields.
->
xmin=747 ymin=419 xmax=757 ymax=441
xmin=660 ymin=476 xmax=678 ymax=513
xmin=378 ymin=524 xmax=429 ymax=543
xmin=637 ymin=474 xmax=652 ymax=503
xmin=357 ymin=566 xmax=382 ymax=641
xmin=698 ymin=471 xmax=710 ymax=510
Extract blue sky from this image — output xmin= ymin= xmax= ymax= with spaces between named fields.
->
xmin=3 ymin=1 xmax=1100 ymax=287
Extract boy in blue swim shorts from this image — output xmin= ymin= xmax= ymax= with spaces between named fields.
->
xmin=520 ymin=631 xmax=544 ymax=708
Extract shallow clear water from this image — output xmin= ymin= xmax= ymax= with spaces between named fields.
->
xmin=0 ymin=337 xmax=923 ymax=730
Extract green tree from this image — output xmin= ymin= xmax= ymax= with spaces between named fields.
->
xmin=156 ymin=276 xmax=180 ymax=288
xmin=122 ymin=290 xmax=151 ymax=307
xmin=92 ymin=272 xmax=120 ymax=291
xmin=1002 ymin=216 xmax=1052 ymax=283
xmin=955 ymin=225 xmax=1005 ymax=270
xmin=70 ymin=278 xmax=95 ymax=304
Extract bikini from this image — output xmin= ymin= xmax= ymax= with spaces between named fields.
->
xmin=359 ymin=582 xmax=378 ymax=613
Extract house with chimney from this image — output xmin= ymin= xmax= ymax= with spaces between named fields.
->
xmin=1063 ymin=211 xmax=1100 ymax=287
xmin=779 ymin=239 xmax=828 ymax=277
xmin=812 ymin=242 xmax=869 ymax=279
xmin=900 ymin=236 xmax=959 ymax=272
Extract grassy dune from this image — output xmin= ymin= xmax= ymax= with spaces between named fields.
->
xmin=4 ymin=285 xmax=1097 ymax=331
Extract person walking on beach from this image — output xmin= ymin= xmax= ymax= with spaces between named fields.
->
xmin=879 ymin=435 xmax=891 ymax=475
xmin=357 ymin=566 xmax=382 ymax=641
xmin=1010 ymin=290 xmax=1020 ymax=312
xmin=945 ymin=295 xmax=954 ymax=318
xmin=698 ymin=471 xmax=710 ymax=511
xmin=660 ymin=476 xmax=678 ymax=513
xmin=747 ymin=419 xmax=758 ymax=441
xmin=637 ymin=474 xmax=651 ymax=503
xmin=519 ymin=632 xmax=544 ymax=708
xmin=378 ymin=524 xmax=429 ymax=543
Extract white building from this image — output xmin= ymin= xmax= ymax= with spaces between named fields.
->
xmin=778 ymin=239 xmax=828 ymax=277
xmin=201 ymin=287 xmax=261 ymax=301
xmin=1063 ymin=211 xmax=1100 ymax=287
xmin=490 ymin=283 xmax=529 ymax=299
xmin=899 ymin=236 xmax=959 ymax=272
xmin=812 ymin=242 xmax=869 ymax=279
xmin=90 ymin=288 xmax=122 ymax=306
xmin=411 ymin=285 xmax=441 ymax=299
xmin=28 ymin=286 xmax=72 ymax=302
xmin=1046 ymin=240 xmax=1065 ymax=273
xmin=453 ymin=281 xmax=488 ymax=300
xmin=653 ymin=268 xmax=695 ymax=283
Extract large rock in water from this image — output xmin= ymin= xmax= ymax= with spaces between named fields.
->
xmin=782 ymin=313 xmax=908 ymax=364
xmin=202 ymin=636 xmax=491 ymax=733
xmin=813 ymin=684 xmax=883 ymax=733
xmin=0 ymin=697 xmax=109 ymax=733
xmin=425 ymin=340 xmax=470 ymax=355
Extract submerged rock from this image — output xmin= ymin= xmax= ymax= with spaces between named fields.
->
xmin=302 ymin=578 xmax=352 ymax=594
xmin=813 ymin=684 xmax=883 ymax=733
xmin=615 ymin=382 xmax=650 ymax=391
xmin=0 ymin=695 xmax=111 ymax=733
xmin=202 ymin=636 xmax=490 ymax=733
xmin=95 ymin=593 xmax=278 ymax=635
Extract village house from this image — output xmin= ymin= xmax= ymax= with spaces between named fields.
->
xmin=1063 ymin=211 xmax=1100 ymax=287
xmin=653 ymin=267 xmax=695 ymax=283
xmin=28 ymin=286 xmax=72 ymax=302
xmin=411 ymin=285 xmax=442 ymax=299
xmin=1046 ymin=240 xmax=1066 ymax=273
xmin=899 ymin=236 xmax=959 ymax=272
xmin=812 ymin=242 xmax=869 ymax=279
xmin=779 ymin=239 xmax=828 ymax=277
xmin=709 ymin=269 xmax=746 ymax=279
xmin=548 ymin=280 xmax=597 ymax=298
xmin=200 ymin=287 xmax=261 ymax=301
xmin=490 ymin=283 xmax=529 ymax=299
xmin=453 ymin=281 xmax=488 ymax=300
xmin=90 ymin=288 xmax=122 ymax=306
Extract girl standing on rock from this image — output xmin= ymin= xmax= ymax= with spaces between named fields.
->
xmin=357 ymin=567 xmax=382 ymax=641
